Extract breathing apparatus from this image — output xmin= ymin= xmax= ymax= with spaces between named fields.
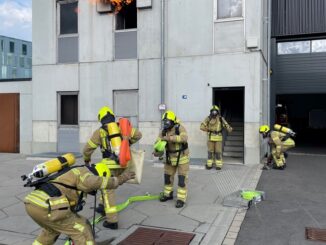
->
xmin=210 ymin=105 xmax=220 ymax=118
xmin=21 ymin=153 xmax=76 ymax=187
xmin=274 ymin=124 xmax=296 ymax=137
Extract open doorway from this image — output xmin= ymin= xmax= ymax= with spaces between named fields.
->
xmin=276 ymin=94 xmax=326 ymax=154
xmin=213 ymin=87 xmax=245 ymax=162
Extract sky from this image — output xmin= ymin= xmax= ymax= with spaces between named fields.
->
xmin=0 ymin=0 xmax=32 ymax=41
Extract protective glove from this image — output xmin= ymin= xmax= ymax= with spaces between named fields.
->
xmin=117 ymin=171 xmax=136 ymax=185
xmin=161 ymin=136 xmax=170 ymax=141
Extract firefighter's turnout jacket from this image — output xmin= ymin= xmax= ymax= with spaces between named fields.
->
xmin=269 ymin=130 xmax=295 ymax=168
xmin=24 ymin=166 xmax=120 ymax=245
xmin=82 ymin=126 xmax=142 ymax=223
xmin=200 ymin=116 xmax=232 ymax=168
xmin=155 ymin=123 xmax=189 ymax=202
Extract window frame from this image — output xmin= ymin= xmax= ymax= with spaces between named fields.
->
xmin=115 ymin=0 xmax=138 ymax=31
xmin=9 ymin=41 xmax=15 ymax=53
xmin=22 ymin=44 xmax=27 ymax=56
xmin=57 ymin=0 xmax=79 ymax=38
xmin=214 ymin=0 xmax=245 ymax=22
xmin=58 ymin=91 xmax=79 ymax=127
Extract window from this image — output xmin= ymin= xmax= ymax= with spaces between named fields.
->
xmin=22 ymin=44 xmax=27 ymax=55
xmin=9 ymin=42 xmax=14 ymax=53
xmin=277 ymin=41 xmax=310 ymax=55
xmin=60 ymin=1 xmax=78 ymax=35
xmin=312 ymin=39 xmax=326 ymax=53
xmin=60 ymin=94 xmax=78 ymax=125
xmin=27 ymin=57 xmax=32 ymax=69
xmin=58 ymin=1 xmax=79 ymax=63
xmin=20 ymin=57 xmax=25 ymax=68
xmin=7 ymin=55 xmax=13 ymax=66
xmin=217 ymin=0 xmax=242 ymax=19
xmin=12 ymin=68 xmax=17 ymax=78
xmin=1 ymin=66 xmax=7 ymax=78
xmin=0 ymin=40 xmax=3 ymax=52
xmin=116 ymin=0 xmax=137 ymax=30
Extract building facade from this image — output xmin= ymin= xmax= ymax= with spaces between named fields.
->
xmin=27 ymin=0 xmax=269 ymax=164
xmin=271 ymin=0 xmax=326 ymax=148
xmin=0 ymin=36 xmax=32 ymax=80
xmin=0 ymin=36 xmax=32 ymax=153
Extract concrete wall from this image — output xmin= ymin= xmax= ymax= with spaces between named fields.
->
xmin=31 ymin=0 xmax=267 ymax=164
xmin=0 ymin=81 xmax=32 ymax=153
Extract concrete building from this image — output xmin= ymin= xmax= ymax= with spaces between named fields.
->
xmin=0 ymin=36 xmax=32 ymax=80
xmin=20 ymin=0 xmax=269 ymax=164
xmin=0 ymin=36 xmax=32 ymax=153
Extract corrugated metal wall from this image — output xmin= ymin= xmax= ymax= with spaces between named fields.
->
xmin=272 ymin=0 xmax=326 ymax=37
xmin=271 ymin=39 xmax=326 ymax=94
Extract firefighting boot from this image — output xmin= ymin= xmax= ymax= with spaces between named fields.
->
xmin=159 ymin=192 xmax=173 ymax=202
xmin=175 ymin=200 xmax=185 ymax=208
xmin=103 ymin=221 xmax=118 ymax=230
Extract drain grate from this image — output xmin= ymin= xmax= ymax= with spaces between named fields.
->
xmin=118 ymin=227 xmax=195 ymax=245
xmin=306 ymin=227 xmax=326 ymax=242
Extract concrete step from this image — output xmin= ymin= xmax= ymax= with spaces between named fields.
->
xmin=230 ymin=122 xmax=244 ymax=127
xmin=227 ymin=135 xmax=244 ymax=141
xmin=224 ymin=146 xmax=244 ymax=152
xmin=223 ymin=151 xmax=244 ymax=158
xmin=225 ymin=140 xmax=243 ymax=146
xmin=229 ymin=131 xmax=243 ymax=136
xmin=232 ymin=126 xmax=244 ymax=131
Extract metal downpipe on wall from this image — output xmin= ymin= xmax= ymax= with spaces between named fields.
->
xmin=267 ymin=0 xmax=271 ymax=125
xmin=161 ymin=0 xmax=165 ymax=119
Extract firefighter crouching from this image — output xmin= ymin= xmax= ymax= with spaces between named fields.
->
xmin=200 ymin=105 xmax=232 ymax=170
xmin=259 ymin=124 xmax=296 ymax=170
xmin=83 ymin=106 xmax=142 ymax=229
xmin=153 ymin=110 xmax=189 ymax=208
xmin=24 ymin=162 xmax=135 ymax=245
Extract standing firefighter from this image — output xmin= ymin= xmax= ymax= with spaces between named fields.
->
xmin=200 ymin=105 xmax=232 ymax=170
xmin=259 ymin=124 xmax=296 ymax=170
xmin=83 ymin=106 xmax=142 ymax=229
xmin=24 ymin=159 xmax=135 ymax=245
xmin=153 ymin=110 xmax=189 ymax=208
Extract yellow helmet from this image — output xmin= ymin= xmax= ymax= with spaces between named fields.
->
xmin=259 ymin=125 xmax=270 ymax=134
xmin=94 ymin=163 xmax=111 ymax=177
xmin=98 ymin=106 xmax=114 ymax=122
xmin=162 ymin=110 xmax=177 ymax=123
xmin=211 ymin=105 xmax=220 ymax=111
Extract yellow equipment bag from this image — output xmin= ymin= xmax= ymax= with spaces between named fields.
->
xmin=126 ymin=149 xmax=145 ymax=184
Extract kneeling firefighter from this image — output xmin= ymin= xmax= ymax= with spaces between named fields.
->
xmin=153 ymin=110 xmax=189 ymax=208
xmin=22 ymin=154 xmax=135 ymax=245
xmin=83 ymin=106 xmax=142 ymax=229
xmin=259 ymin=124 xmax=296 ymax=169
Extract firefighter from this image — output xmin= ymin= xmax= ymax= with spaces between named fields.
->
xmin=83 ymin=106 xmax=142 ymax=229
xmin=200 ymin=105 xmax=232 ymax=170
xmin=259 ymin=125 xmax=295 ymax=170
xmin=24 ymin=163 xmax=135 ymax=245
xmin=153 ymin=110 xmax=189 ymax=208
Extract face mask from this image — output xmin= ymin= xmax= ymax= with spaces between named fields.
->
xmin=163 ymin=119 xmax=174 ymax=130
xmin=101 ymin=114 xmax=115 ymax=125
xmin=210 ymin=110 xmax=219 ymax=117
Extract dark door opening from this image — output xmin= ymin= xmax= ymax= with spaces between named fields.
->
xmin=0 ymin=93 xmax=20 ymax=153
xmin=276 ymin=94 xmax=326 ymax=153
xmin=213 ymin=87 xmax=244 ymax=122
xmin=213 ymin=87 xmax=245 ymax=162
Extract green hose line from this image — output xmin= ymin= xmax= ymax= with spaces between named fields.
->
xmin=65 ymin=194 xmax=160 ymax=244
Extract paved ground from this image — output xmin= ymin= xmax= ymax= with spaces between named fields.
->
xmin=236 ymin=153 xmax=326 ymax=245
xmin=0 ymin=153 xmax=261 ymax=245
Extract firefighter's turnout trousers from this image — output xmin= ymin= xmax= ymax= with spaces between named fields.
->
xmin=164 ymin=162 xmax=190 ymax=202
xmin=270 ymin=131 xmax=295 ymax=168
xmin=25 ymin=203 xmax=94 ymax=245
